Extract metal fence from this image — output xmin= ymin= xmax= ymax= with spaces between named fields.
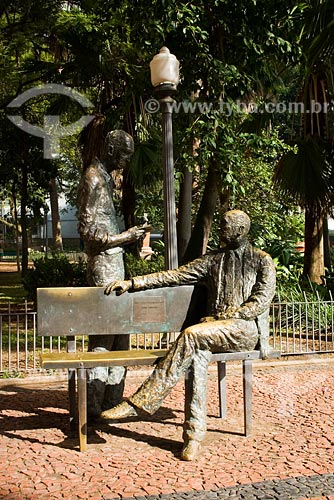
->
xmin=0 ymin=302 xmax=80 ymax=374
xmin=1 ymin=295 xmax=333 ymax=375
xmin=271 ymin=293 xmax=334 ymax=355
xmin=0 ymin=302 xmax=38 ymax=374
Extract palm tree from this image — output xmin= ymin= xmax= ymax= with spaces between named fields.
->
xmin=274 ymin=0 xmax=334 ymax=283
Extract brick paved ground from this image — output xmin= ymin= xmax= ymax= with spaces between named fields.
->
xmin=0 ymin=360 xmax=334 ymax=500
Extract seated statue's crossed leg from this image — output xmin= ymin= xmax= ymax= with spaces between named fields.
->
xmin=100 ymin=318 xmax=258 ymax=459
xmin=101 ymin=317 xmax=258 ymax=416
xmin=100 ymin=324 xmax=200 ymax=419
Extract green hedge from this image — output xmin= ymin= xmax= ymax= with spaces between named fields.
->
xmin=23 ymin=254 xmax=88 ymax=302
xmin=124 ymin=252 xmax=164 ymax=278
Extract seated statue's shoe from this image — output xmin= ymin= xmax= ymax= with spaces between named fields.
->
xmin=100 ymin=401 xmax=138 ymax=420
xmin=181 ymin=439 xmax=201 ymax=461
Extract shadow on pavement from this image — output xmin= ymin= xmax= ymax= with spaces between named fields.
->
xmin=100 ymin=423 xmax=182 ymax=457
xmin=0 ymin=384 xmax=183 ymax=453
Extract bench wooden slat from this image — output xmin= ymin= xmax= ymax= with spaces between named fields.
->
xmin=40 ymin=348 xmax=280 ymax=370
xmin=40 ymin=348 xmax=168 ymax=369
xmin=211 ymin=350 xmax=261 ymax=362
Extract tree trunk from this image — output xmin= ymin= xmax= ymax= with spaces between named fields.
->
xmin=183 ymin=158 xmax=219 ymax=262
xmin=49 ymin=178 xmax=63 ymax=252
xmin=323 ymin=215 xmax=331 ymax=273
xmin=122 ymin=109 xmax=137 ymax=231
xmin=303 ymin=206 xmax=324 ymax=284
xmin=219 ymin=188 xmax=230 ymax=215
xmin=177 ymin=165 xmax=193 ymax=264
xmin=20 ymin=162 xmax=29 ymax=276
xmin=11 ymin=188 xmax=20 ymax=273
xmin=121 ymin=168 xmax=141 ymax=257
xmin=122 ymin=169 xmax=137 ymax=229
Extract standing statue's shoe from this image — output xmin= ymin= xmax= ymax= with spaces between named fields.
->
xmin=181 ymin=439 xmax=201 ymax=461
xmin=100 ymin=401 xmax=138 ymax=420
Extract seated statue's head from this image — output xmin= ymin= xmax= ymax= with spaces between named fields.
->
xmin=104 ymin=130 xmax=134 ymax=171
xmin=219 ymin=210 xmax=250 ymax=249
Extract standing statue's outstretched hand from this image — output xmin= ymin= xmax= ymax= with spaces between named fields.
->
xmin=104 ymin=280 xmax=132 ymax=296
xmin=128 ymin=225 xmax=146 ymax=239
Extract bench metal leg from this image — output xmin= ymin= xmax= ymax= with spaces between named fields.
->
xmin=184 ymin=366 xmax=192 ymax=426
xmin=77 ymin=367 xmax=87 ymax=451
xmin=243 ymin=359 xmax=252 ymax=436
xmin=217 ymin=361 xmax=227 ymax=419
xmin=67 ymin=337 xmax=77 ymax=432
xmin=68 ymin=369 xmax=77 ymax=432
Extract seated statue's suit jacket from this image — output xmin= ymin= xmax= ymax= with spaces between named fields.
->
xmin=131 ymin=241 xmax=276 ymax=357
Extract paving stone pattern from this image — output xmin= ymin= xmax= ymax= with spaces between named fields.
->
xmin=1 ymin=361 xmax=334 ymax=499
xmin=109 ymin=474 xmax=334 ymax=499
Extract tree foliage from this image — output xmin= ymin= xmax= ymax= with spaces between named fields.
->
xmin=0 ymin=0 xmax=326 ymax=278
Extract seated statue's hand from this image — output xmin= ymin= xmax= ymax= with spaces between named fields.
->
xmin=104 ymin=280 xmax=132 ymax=296
xmin=199 ymin=316 xmax=215 ymax=323
xmin=217 ymin=307 xmax=240 ymax=321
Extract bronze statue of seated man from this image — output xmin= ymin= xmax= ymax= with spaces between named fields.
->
xmin=100 ymin=210 xmax=276 ymax=461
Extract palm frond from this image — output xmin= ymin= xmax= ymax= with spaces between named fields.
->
xmin=274 ymin=136 xmax=334 ymax=210
xmin=127 ymin=140 xmax=162 ymax=188
xmin=304 ymin=1 xmax=334 ymax=67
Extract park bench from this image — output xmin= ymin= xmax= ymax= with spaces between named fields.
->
xmin=38 ymin=285 xmax=275 ymax=451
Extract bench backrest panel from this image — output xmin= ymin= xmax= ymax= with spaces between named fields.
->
xmin=37 ymin=286 xmax=196 ymax=336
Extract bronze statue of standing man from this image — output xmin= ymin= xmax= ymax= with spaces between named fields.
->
xmin=77 ymin=129 xmax=145 ymax=419
xmin=101 ymin=210 xmax=276 ymax=460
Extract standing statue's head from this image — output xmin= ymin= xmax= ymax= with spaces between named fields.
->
xmin=80 ymin=115 xmax=135 ymax=171
xmin=103 ymin=130 xmax=134 ymax=172
xmin=219 ymin=210 xmax=250 ymax=249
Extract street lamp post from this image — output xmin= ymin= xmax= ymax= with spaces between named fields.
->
xmin=150 ymin=47 xmax=179 ymax=270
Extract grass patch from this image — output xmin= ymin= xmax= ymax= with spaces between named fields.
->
xmin=0 ymin=370 xmax=25 ymax=379
xmin=0 ymin=271 xmax=28 ymax=304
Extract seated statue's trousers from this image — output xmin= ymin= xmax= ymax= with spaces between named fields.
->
xmin=129 ymin=318 xmax=259 ymax=442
